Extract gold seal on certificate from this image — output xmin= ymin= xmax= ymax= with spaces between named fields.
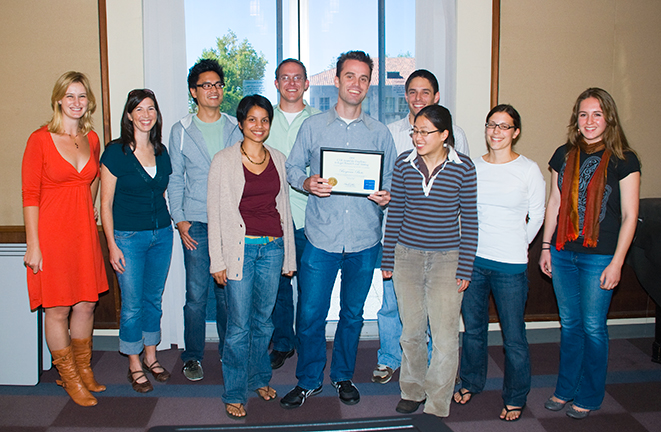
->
xmin=320 ymin=147 xmax=384 ymax=196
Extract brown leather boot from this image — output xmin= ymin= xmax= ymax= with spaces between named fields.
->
xmin=71 ymin=338 xmax=106 ymax=392
xmin=51 ymin=345 xmax=98 ymax=407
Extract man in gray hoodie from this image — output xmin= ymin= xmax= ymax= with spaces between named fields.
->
xmin=168 ymin=59 xmax=243 ymax=382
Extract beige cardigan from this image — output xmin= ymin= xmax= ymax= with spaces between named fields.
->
xmin=207 ymin=141 xmax=296 ymax=280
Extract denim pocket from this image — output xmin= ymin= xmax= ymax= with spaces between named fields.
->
xmin=114 ymin=230 xmax=137 ymax=240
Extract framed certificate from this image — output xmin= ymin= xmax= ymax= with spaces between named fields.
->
xmin=320 ymin=148 xmax=384 ymax=196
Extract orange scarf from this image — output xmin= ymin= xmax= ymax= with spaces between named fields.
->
xmin=556 ymin=141 xmax=611 ymax=249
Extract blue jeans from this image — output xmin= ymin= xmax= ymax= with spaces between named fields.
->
xmin=271 ymin=227 xmax=308 ymax=352
xmin=181 ymin=222 xmax=227 ymax=363
xmin=377 ymin=277 xmax=433 ymax=370
xmin=295 ymin=243 xmax=380 ymax=390
xmin=222 ymin=238 xmax=284 ymax=404
xmin=550 ymin=249 xmax=614 ymax=411
xmin=459 ymin=265 xmax=531 ymax=407
xmin=115 ymin=226 xmax=173 ymax=355
xmin=376 ymin=278 xmax=403 ymax=369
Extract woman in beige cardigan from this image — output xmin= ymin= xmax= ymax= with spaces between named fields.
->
xmin=207 ymin=95 xmax=296 ymax=420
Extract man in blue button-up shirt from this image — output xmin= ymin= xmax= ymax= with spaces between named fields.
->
xmin=281 ymin=51 xmax=396 ymax=409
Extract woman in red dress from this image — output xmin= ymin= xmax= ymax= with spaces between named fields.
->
xmin=22 ymin=71 xmax=109 ymax=406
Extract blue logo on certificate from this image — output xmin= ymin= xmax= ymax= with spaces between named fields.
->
xmin=363 ymin=179 xmax=376 ymax=190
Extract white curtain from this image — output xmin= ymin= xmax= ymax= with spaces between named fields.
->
xmin=143 ymin=0 xmax=189 ymax=350
xmin=416 ymin=0 xmax=458 ymax=115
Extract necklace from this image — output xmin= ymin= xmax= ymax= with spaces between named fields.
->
xmin=241 ymin=143 xmax=267 ymax=165
xmin=67 ymin=132 xmax=79 ymax=149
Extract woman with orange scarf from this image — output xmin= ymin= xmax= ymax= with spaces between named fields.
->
xmin=539 ymin=88 xmax=640 ymax=419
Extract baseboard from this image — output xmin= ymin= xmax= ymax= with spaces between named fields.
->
xmin=91 ymin=318 xmax=656 ymax=351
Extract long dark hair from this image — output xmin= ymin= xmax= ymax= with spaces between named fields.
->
xmin=119 ymin=89 xmax=164 ymax=155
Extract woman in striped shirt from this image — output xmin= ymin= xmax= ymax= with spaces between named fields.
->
xmin=382 ymin=104 xmax=478 ymax=418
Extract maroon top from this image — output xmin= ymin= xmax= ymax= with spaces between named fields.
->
xmin=240 ymin=157 xmax=283 ymax=237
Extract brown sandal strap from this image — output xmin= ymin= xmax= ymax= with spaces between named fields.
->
xmin=129 ymin=369 xmax=148 ymax=382
xmin=143 ymin=360 xmax=163 ymax=371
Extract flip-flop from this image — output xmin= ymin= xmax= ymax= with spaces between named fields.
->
xmin=225 ymin=403 xmax=246 ymax=420
xmin=453 ymin=388 xmax=474 ymax=405
xmin=500 ymin=404 xmax=525 ymax=421
xmin=255 ymin=386 xmax=277 ymax=401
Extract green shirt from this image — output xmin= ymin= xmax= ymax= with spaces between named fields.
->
xmin=193 ymin=114 xmax=225 ymax=158
xmin=265 ymin=103 xmax=320 ymax=229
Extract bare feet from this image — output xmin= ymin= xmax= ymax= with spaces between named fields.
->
xmin=256 ymin=386 xmax=277 ymax=401
xmin=225 ymin=403 xmax=246 ymax=419
xmin=453 ymin=388 xmax=473 ymax=404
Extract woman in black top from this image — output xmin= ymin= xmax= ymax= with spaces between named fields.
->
xmin=100 ymin=89 xmax=173 ymax=393
xmin=539 ymin=88 xmax=640 ymax=419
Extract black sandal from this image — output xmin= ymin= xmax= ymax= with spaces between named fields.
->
xmin=453 ymin=388 xmax=474 ymax=405
xmin=225 ymin=403 xmax=247 ymax=420
xmin=500 ymin=404 xmax=524 ymax=421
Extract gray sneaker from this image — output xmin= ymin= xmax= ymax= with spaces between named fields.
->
xmin=182 ymin=360 xmax=204 ymax=381
xmin=371 ymin=364 xmax=394 ymax=384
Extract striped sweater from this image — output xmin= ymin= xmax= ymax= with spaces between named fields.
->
xmin=382 ymin=148 xmax=478 ymax=280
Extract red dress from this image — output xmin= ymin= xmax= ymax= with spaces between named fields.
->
xmin=22 ymin=126 xmax=109 ymax=310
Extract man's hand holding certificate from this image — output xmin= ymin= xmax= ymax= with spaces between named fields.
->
xmin=319 ymin=148 xmax=384 ymax=196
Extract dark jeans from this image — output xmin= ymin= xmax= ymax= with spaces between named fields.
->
xmin=295 ymin=243 xmax=380 ymax=390
xmin=460 ymin=265 xmax=531 ymax=407
xmin=271 ymin=227 xmax=308 ymax=352
xmin=181 ymin=222 xmax=227 ymax=363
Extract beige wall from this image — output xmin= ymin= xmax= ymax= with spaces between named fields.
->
xmin=106 ymin=0 xmax=144 ymax=138
xmin=499 ymin=0 xmax=661 ymax=198
xmin=0 ymin=0 xmax=103 ymax=225
xmin=456 ymin=0 xmax=493 ymax=156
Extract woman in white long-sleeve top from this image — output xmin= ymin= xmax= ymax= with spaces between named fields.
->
xmin=454 ymin=104 xmax=546 ymax=421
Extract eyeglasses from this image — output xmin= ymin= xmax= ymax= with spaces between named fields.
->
xmin=409 ymin=128 xmax=440 ymax=138
xmin=196 ymin=82 xmax=224 ymax=90
xmin=485 ymin=122 xmax=515 ymax=131
xmin=278 ymin=75 xmax=304 ymax=83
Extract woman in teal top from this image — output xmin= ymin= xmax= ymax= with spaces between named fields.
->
xmin=100 ymin=89 xmax=173 ymax=393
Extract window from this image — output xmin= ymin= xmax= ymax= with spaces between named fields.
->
xmin=319 ymin=97 xmax=330 ymax=111
xmin=385 ymin=97 xmax=395 ymax=113
xmin=398 ymin=97 xmax=408 ymax=113
xmin=184 ymin=0 xmax=455 ymax=122
xmin=181 ymin=0 xmax=457 ymax=324
xmin=185 ymin=0 xmax=278 ymax=112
